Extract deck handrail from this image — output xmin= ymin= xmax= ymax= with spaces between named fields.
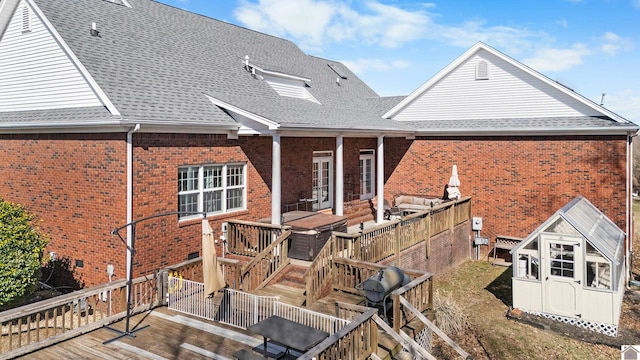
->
xmin=0 ymin=272 xmax=160 ymax=358
xmin=299 ymin=308 xmax=379 ymax=360
xmin=399 ymin=296 xmax=473 ymax=359
xmin=166 ymin=256 xmax=242 ymax=290
xmin=226 ymin=219 xmax=291 ymax=256
xmin=239 ymin=229 xmax=291 ymax=291
xmin=305 ymin=197 xmax=470 ymax=306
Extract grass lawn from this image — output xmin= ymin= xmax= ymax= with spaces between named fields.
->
xmin=434 ymin=261 xmax=621 ymax=359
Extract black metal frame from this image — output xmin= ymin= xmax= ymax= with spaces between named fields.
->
xmin=103 ymin=211 xmax=207 ymax=344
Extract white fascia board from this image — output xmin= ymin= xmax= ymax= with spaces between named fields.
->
xmin=413 ymin=126 xmax=638 ymax=137
xmin=248 ymin=62 xmax=311 ymax=82
xmin=205 ymin=94 xmax=280 ymax=130
xmin=383 ymin=42 xmax=628 ymax=123
xmin=27 ymin=0 xmax=121 ymax=116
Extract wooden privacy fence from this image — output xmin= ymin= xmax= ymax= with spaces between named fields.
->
xmin=306 ymin=197 xmax=470 ymax=305
xmin=0 ymin=273 xmax=160 ymax=359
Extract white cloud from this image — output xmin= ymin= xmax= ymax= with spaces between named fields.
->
xmin=341 ymin=58 xmax=411 ymax=74
xmin=232 ymin=0 xmax=552 ymax=56
xmin=556 ymin=19 xmax=568 ymax=28
xmin=598 ymin=32 xmax=634 ymax=56
xmin=234 ymin=0 xmax=433 ymax=50
xmin=522 ymin=44 xmax=592 ymax=72
xmin=234 ymin=0 xmax=337 ymax=49
xmin=603 ymin=90 xmax=640 ymax=124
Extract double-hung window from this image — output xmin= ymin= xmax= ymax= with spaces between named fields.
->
xmin=178 ymin=163 xmax=246 ymax=220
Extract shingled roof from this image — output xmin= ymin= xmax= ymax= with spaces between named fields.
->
xmin=22 ymin=0 xmax=412 ymax=134
xmin=0 ymin=0 xmax=636 ymax=136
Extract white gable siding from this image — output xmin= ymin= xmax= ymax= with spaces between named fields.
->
xmin=0 ymin=1 xmax=102 ymax=111
xmin=392 ymin=49 xmax=599 ymax=121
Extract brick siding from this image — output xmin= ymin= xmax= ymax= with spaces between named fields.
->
xmin=0 ymin=133 xmax=628 ymax=286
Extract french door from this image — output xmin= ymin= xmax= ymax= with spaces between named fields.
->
xmin=312 ymin=154 xmax=332 ymax=210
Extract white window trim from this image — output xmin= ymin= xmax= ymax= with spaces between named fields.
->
xmin=178 ymin=163 xmax=247 ymax=221
xmin=359 ymin=150 xmax=375 ymax=200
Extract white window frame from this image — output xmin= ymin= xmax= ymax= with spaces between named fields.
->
xmin=178 ymin=163 xmax=246 ymax=220
xmin=359 ymin=150 xmax=375 ymax=200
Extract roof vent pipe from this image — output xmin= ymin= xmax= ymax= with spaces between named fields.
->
xmin=244 ymin=55 xmax=250 ymax=71
xmin=90 ymin=22 xmax=99 ymax=36
xmin=336 ymin=77 xmax=340 ymax=86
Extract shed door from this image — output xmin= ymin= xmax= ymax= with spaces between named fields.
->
xmin=542 ymin=234 xmax=582 ymax=318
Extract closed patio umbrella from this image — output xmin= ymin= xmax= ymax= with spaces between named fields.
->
xmin=203 ymin=218 xmax=225 ymax=296
xmin=447 ymin=165 xmax=461 ymax=199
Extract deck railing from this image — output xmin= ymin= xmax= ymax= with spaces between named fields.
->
xmin=165 ymin=256 xmax=242 ymax=291
xmin=239 ymin=229 xmax=291 ymax=291
xmin=226 ymin=219 xmax=286 ymax=256
xmin=167 ymin=282 xmax=348 ymax=334
xmin=0 ymin=273 xmax=160 ymax=359
xmin=305 ymin=197 xmax=470 ymax=305
xmin=299 ymin=308 xmax=379 ymax=360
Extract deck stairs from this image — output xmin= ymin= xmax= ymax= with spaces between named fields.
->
xmin=254 ymin=268 xmax=428 ymax=360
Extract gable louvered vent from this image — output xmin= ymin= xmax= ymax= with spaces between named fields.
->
xmin=476 ymin=60 xmax=489 ymax=80
xmin=21 ymin=5 xmax=31 ymax=33
xmin=103 ymin=0 xmax=132 ymax=7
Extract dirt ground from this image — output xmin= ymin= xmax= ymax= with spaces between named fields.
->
xmin=431 ymin=222 xmax=640 ymax=360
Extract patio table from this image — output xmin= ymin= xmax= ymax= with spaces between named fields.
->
xmin=247 ymin=316 xmax=330 ymax=358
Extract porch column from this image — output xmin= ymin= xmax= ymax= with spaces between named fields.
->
xmin=271 ymin=134 xmax=281 ymax=225
xmin=376 ymin=135 xmax=384 ymax=223
xmin=335 ymin=135 xmax=344 ymax=216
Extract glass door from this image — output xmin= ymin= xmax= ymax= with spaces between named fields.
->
xmin=312 ymin=154 xmax=332 ymax=210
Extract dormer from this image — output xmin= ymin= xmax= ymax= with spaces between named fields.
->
xmin=243 ymin=56 xmax=320 ymax=104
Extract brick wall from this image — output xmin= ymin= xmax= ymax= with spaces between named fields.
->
xmin=384 ymin=136 xmax=628 ymax=243
xmin=381 ymin=222 xmax=472 ymax=276
xmin=0 ymin=133 xmax=127 ymax=288
xmin=0 ymin=133 xmax=628 ymax=287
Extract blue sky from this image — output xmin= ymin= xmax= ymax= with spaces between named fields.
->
xmin=157 ymin=0 xmax=640 ymax=123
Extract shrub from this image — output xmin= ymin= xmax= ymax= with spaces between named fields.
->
xmin=434 ymin=290 xmax=468 ymax=335
xmin=0 ymin=198 xmax=48 ymax=308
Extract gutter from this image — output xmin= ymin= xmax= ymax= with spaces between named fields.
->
xmin=126 ymin=124 xmax=140 ymax=282
xmin=627 ymin=130 xmax=640 ymax=287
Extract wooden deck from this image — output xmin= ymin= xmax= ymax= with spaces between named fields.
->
xmin=17 ymin=306 xmax=269 ymax=360
xmin=15 ymin=286 xmax=368 ymax=360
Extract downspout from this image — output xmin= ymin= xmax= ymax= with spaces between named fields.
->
xmin=626 ymin=130 xmax=639 ymax=287
xmin=126 ymin=124 xmax=141 ymax=283
xmin=335 ymin=135 xmax=344 ymax=216
xmin=271 ymin=134 xmax=281 ymax=225
xmin=376 ymin=135 xmax=385 ymax=223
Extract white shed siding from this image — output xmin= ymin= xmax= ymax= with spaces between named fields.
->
xmin=0 ymin=1 xmax=102 ymax=111
xmin=512 ymin=279 xmax=542 ymax=313
xmin=392 ymin=50 xmax=598 ymax=121
xmin=582 ymin=290 xmax=615 ymax=324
